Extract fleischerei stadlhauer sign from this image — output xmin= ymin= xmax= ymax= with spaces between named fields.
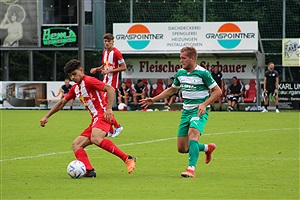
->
xmin=41 ymin=26 xmax=78 ymax=47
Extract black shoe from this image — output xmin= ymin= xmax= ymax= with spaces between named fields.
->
xmin=84 ymin=169 xmax=96 ymax=178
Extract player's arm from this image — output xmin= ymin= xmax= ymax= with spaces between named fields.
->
xmin=202 ymin=85 xmax=222 ymax=108
xmin=90 ymin=65 xmax=104 ymax=74
xmin=103 ymin=62 xmax=127 ymax=75
xmin=102 ymin=84 xmax=115 ymax=122
xmin=40 ymin=98 xmax=68 ymax=127
xmin=198 ymin=84 xmax=222 ymax=116
xmin=263 ymin=76 xmax=267 ymax=92
xmin=140 ymin=87 xmax=178 ymax=108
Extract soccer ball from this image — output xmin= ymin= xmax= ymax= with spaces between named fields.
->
xmin=118 ymin=103 xmax=127 ymax=111
xmin=67 ymin=160 xmax=86 ymax=178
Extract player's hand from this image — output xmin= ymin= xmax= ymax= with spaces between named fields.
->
xmin=197 ymin=104 xmax=206 ymax=116
xmin=90 ymin=68 xmax=97 ymax=74
xmin=40 ymin=117 xmax=48 ymax=127
xmin=101 ymin=70 xmax=109 ymax=75
xmin=139 ymin=98 xmax=154 ymax=108
xmin=104 ymin=108 xmax=113 ymax=122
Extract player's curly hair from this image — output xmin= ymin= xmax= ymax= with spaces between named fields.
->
xmin=64 ymin=59 xmax=81 ymax=74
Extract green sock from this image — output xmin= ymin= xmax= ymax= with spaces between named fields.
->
xmin=198 ymin=143 xmax=205 ymax=151
xmin=188 ymin=140 xmax=200 ymax=167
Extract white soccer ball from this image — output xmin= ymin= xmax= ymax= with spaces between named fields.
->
xmin=118 ymin=103 xmax=127 ymax=111
xmin=67 ymin=160 xmax=86 ymax=178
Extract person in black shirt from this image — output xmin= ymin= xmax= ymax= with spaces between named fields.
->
xmin=117 ymin=82 xmax=131 ymax=106
xmin=262 ymin=62 xmax=279 ymax=113
xmin=58 ymin=78 xmax=74 ymax=110
xmin=133 ymin=79 xmax=146 ymax=109
xmin=226 ymin=76 xmax=243 ymax=111
xmin=210 ymin=66 xmax=224 ymax=111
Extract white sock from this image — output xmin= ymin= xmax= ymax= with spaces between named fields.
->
xmin=188 ymin=166 xmax=195 ymax=171
xmin=203 ymin=144 xmax=208 ymax=152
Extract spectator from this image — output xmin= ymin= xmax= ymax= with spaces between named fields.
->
xmin=133 ymin=79 xmax=146 ymax=109
xmin=262 ymin=62 xmax=280 ymax=113
xmin=56 ymin=78 xmax=74 ymax=110
xmin=210 ymin=66 xmax=224 ymax=111
xmin=117 ymin=82 xmax=130 ymax=106
xmin=164 ymin=77 xmax=179 ymax=110
xmin=226 ymin=76 xmax=244 ymax=111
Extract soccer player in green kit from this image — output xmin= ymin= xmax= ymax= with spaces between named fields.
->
xmin=139 ymin=46 xmax=222 ymax=178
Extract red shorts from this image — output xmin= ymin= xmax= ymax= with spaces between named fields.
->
xmin=80 ymin=114 xmax=114 ymax=139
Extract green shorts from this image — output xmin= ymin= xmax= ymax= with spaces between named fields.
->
xmin=177 ymin=108 xmax=209 ymax=137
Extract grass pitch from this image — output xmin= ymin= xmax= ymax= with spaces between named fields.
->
xmin=1 ymin=110 xmax=299 ymax=199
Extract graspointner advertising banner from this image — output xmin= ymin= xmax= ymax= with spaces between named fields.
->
xmin=0 ymin=0 xmax=38 ymax=47
xmin=113 ymin=22 xmax=258 ymax=54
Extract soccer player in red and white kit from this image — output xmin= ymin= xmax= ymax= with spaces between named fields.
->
xmin=90 ymin=33 xmax=126 ymax=138
xmin=40 ymin=59 xmax=136 ymax=177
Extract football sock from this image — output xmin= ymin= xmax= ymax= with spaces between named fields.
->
xmin=75 ymin=148 xmax=93 ymax=170
xmin=264 ymin=105 xmax=268 ymax=109
xmin=188 ymin=140 xmax=200 ymax=167
xmin=198 ymin=143 xmax=206 ymax=151
xmin=111 ymin=118 xmax=121 ymax=128
xmin=99 ymin=139 xmax=128 ymax=161
xmin=109 ymin=126 xmax=114 ymax=133
xmin=276 ymin=105 xmax=279 ymax=109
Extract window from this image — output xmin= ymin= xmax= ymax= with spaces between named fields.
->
xmin=43 ymin=0 xmax=77 ymax=24
xmin=85 ymin=0 xmax=93 ymax=25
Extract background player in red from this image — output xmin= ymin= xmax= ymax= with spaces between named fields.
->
xmin=90 ymin=33 xmax=126 ymax=137
xmin=40 ymin=59 xmax=136 ymax=177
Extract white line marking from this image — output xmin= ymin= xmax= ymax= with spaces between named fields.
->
xmin=1 ymin=127 xmax=299 ymax=162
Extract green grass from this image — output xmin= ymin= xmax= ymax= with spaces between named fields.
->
xmin=1 ymin=110 xmax=299 ymax=199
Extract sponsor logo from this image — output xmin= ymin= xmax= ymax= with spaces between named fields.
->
xmin=42 ymin=27 xmax=77 ymax=47
xmin=115 ymin=24 xmax=163 ymax=50
xmin=206 ymin=23 xmax=255 ymax=49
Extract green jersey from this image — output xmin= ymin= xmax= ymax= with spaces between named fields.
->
xmin=173 ymin=65 xmax=217 ymax=110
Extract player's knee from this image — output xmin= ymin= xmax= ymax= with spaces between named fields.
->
xmin=71 ymin=142 xmax=80 ymax=152
xmin=177 ymin=146 xmax=188 ymax=153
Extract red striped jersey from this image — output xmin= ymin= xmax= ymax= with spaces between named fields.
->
xmin=65 ymin=75 xmax=107 ymax=117
xmin=102 ymin=47 xmax=124 ymax=90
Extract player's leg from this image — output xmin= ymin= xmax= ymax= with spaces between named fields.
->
xmin=72 ymin=134 xmax=96 ymax=177
xmin=69 ymin=99 xmax=74 ymax=110
xmin=111 ymin=117 xmax=123 ymax=138
xmin=92 ymin=116 xmax=136 ymax=174
xmin=124 ymin=95 xmax=129 ymax=106
xmin=181 ymin=112 xmax=216 ymax=178
xmin=274 ymin=92 xmax=279 ymax=113
xmin=262 ymin=91 xmax=269 ymax=112
xmin=177 ymin=110 xmax=198 ymax=178
xmin=218 ymin=96 xmax=222 ymax=111
xmin=227 ymin=98 xmax=233 ymax=111
xmin=117 ymin=96 xmax=122 ymax=105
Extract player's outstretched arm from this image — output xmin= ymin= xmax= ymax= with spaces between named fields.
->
xmin=40 ymin=98 xmax=68 ymax=127
xmin=139 ymin=87 xmax=178 ymax=108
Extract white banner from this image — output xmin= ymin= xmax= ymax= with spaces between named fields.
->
xmin=0 ymin=81 xmax=84 ymax=109
xmin=123 ymin=58 xmax=260 ymax=79
xmin=114 ymin=22 xmax=258 ymax=54
xmin=282 ymin=38 xmax=300 ymax=66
